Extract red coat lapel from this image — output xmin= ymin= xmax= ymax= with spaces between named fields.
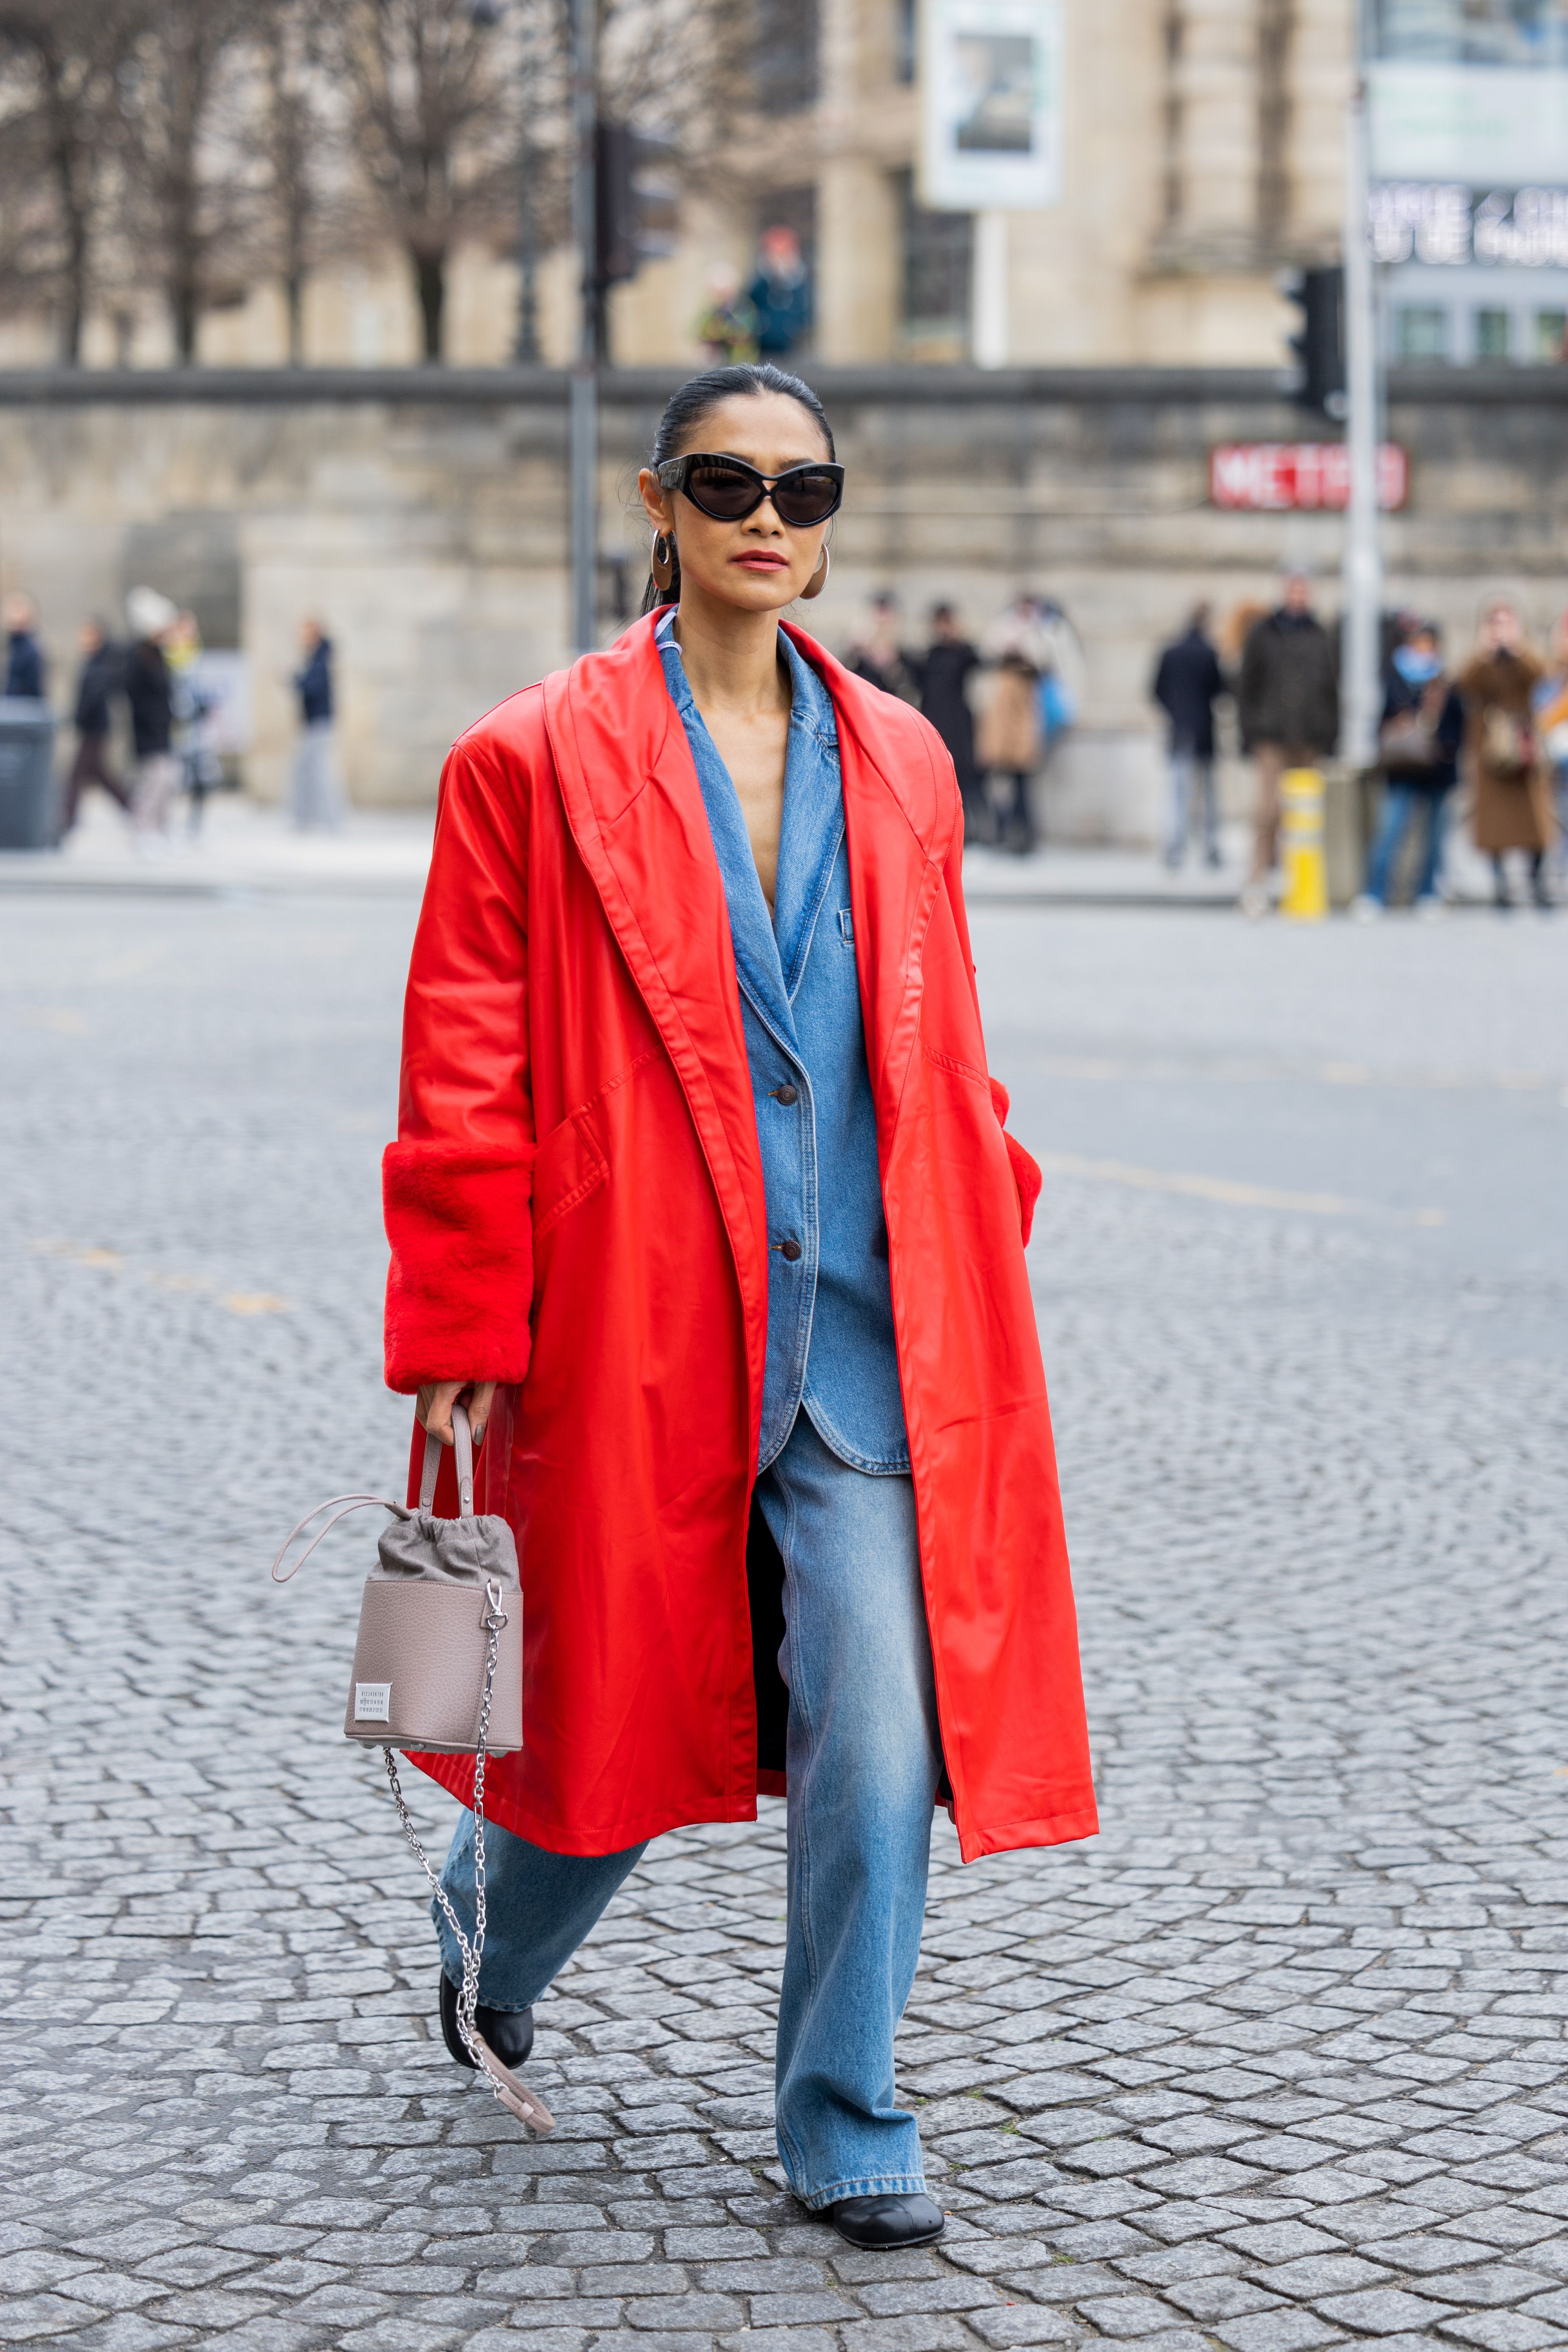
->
xmin=542 ymin=618 xmax=770 ymax=1442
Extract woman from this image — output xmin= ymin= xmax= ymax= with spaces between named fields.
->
xmin=1359 ymin=620 xmax=1464 ymax=913
xmin=1458 ymin=600 xmax=1554 ymax=909
xmin=978 ymin=594 xmax=1054 ymax=854
xmin=383 ymin=363 xmax=1096 ymax=2250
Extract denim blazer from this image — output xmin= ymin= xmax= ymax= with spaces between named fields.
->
xmin=656 ymin=613 xmax=908 ymax=1474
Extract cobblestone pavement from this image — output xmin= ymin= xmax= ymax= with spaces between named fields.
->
xmin=2 ymin=895 xmax=1565 ymax=2352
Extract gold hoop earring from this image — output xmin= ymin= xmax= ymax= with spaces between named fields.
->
xmin=800 ymin=544 xmax=830 ymax=601
xmin=651 ymin=532 xmax=675 ymax=595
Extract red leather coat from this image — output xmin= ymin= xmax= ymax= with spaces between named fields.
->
xmin=384 ymin=613 xmax=1096 ymax=1863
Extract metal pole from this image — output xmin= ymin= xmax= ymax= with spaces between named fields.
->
xmin=1341 ymin=17 xmax=1382 ymax=769
xmin=569 ymin=0 xmax=597 ymax=658
xmin=514 ymin=7 xmax=539 ymax=363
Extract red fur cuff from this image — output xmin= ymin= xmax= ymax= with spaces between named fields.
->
xmin=383 ymin=1142 xmax=536 ymax=1394
xmin=989 ymin=1076 xmax=1042 ymax=1246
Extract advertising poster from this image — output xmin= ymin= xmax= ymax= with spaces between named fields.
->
xmin=919 ymin=0 xmax=1063 ymax=212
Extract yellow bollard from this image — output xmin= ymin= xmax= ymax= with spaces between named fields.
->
xmin=1279 ymin=767 xmax=1328 ymax=920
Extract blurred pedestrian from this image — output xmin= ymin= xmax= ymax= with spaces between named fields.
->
xmin=123 ymin=586 xmax=180 ymax=839
xmin=1237 ymin=569 xmax=1339 ymax=915
xmin=4 ymin=590 xmax=46 ymax=700
xmin=1532 ymin=609 xmax=1568 ymax=886
xmin=62 ymin=618 xmax=131 ymax=832
xmin=1151 ymin=603 xmax=1225 ymax=869
xmin=911 ymin=604 xmax=983 ymax=840
xmin=1354 ymin=620 xmax=1463 ymax=915
xmin=845 ymin=593 xmax=918 ymax=704
xmin=167 ymin=609 xmax=224 ymax=834
xmin=748 ymin=225 xmax=811 ymax=358
xmin=1458 ymin=600 xmax=1553 ymax=910
xmin=978 ymin=594 xmax=1058 ymax=855
xmin=694 ymin=265 xmax=758 ymax=364
xmin=290 ymin=617 xmax=344 ymax=831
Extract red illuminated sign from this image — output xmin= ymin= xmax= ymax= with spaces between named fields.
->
xmin=1209 ymin=443 xmax=1409 ymax=512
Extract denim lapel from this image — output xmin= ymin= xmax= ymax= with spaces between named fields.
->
xmin=772 ymin=632 xmax=845 ymax=1004
xmin=656 ymin=617 xmax=797 ymax=1050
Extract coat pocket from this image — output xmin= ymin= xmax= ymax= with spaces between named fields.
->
xmin=532 ymin=1109 xmax=609 ymax=1241
xmin=531 ymin=1048 xmax=661 ymax=1243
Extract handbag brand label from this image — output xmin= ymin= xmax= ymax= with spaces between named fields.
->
xmin=354 ymin=1681 xmax=392 ymax=1723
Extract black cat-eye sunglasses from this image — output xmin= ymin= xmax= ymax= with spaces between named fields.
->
xmin=656 ymin=452 xmax=845 ymax=528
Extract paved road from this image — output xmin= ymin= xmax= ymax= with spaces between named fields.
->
xmin=2 ymin=893 xmax=1565 ymax=2352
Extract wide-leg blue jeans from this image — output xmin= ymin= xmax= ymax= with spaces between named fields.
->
xmin=434 ymin=1410 xmax=942 ymax=2207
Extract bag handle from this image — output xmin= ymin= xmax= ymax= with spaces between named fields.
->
xmin=274 ymin=1401 xmax=478 ymax=1584
xmin=419 ymin=1398 xmax=475 ymax=1517
xmin=270 ymin=1492 xmax=398 ymax=1583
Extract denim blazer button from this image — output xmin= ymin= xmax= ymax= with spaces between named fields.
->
xmin=774 ymin=1083 xmax=799 ymax=1105
xmin=780 ymin=1237 xmax=803 ymax=1261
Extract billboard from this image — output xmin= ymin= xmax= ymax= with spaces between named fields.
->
xmin=919 ymin=0 xmax=1063 ymax=211
xmin=1368 ymin=63 xmax=1568 ymax=187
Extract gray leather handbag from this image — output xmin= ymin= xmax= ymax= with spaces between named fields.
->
xmin=270 ymin=1403 xmax=552 ymax=2135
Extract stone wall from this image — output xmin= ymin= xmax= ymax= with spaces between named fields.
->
xmin=0 ymin=365 xmax=1563 ymax=837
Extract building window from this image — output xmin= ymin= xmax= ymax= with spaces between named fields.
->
xmin=898 ymin=169 xmax=973 ymax=358
xmin=1395 ymin=303 xmax=1448 ymax=359
xmin=1474 ymin=306 xmax=1511 ymax=358
xmin=1535 ymin=308 xmax=1568 ymax=359
xmin=895 ymin=0 xmax=917 ymax=82
xmin=756 ymin=0 xmax=820 ymax=113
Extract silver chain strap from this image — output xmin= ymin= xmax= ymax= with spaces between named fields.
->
xmin=382 ymin=1575 xmax=520 ymax=2110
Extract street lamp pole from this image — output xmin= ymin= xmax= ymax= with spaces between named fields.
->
xmin=569 ymin=0 xmax=597 ymax=659
xmin=1341 ymin=10 xmax=1382 ymax=769
xmin=514 ymin=7 xmax=540 ymax=363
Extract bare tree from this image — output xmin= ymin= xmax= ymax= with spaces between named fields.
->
xmin=118 ymin=0 xmax=255 ymax=363
xmin=250 ymin=0 xmax=339 ymax=363
xmin=0 ymin=0 xmax=147 ymax=363
xmin=324 ymin=0 xmax=523 ymax=363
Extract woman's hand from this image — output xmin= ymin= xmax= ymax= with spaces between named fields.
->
xmin=416 ymin=1381 xmax=497 ymax=1450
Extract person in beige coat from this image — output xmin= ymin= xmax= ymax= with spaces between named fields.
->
xmin=1458 ymin=601 xmax=1555 ymax=909
xmin=977 ymin=596 xmax=1065 ymax=854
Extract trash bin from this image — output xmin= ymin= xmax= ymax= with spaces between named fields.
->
xmin=0 ymin=699 xmax=57 ymax=849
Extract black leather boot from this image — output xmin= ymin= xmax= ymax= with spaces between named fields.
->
xmin=828 ymin=2192 xmax=944 ymax=2248
xmin=439 ymin=1970 xmax=535 ymax=2071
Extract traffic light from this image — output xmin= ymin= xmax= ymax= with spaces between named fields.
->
xmin=595 ymin=122 xmax=679 ymax=290
xmin=1283 ymin=266 xmax=1346 ymax=416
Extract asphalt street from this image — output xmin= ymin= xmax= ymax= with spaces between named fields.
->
xmin=2 ymin=889 xmax=1565 ymax=2352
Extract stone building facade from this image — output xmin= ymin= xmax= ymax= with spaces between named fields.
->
xmin=0 ymin=0 xmax=1345 ymax=376
xmin=2 ymin=367 xmax=1561 ymax=840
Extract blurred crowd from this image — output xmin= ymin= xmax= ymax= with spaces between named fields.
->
xmin=1147 ymin=576 xmax=1567 ymax=913
xmin=840 ymin=590 xmax=1083 ymax=857
xmin=11 ymin=565 xmax=1565 ymax=906
xmin=2 ymin=591 xmax=340 ymax=845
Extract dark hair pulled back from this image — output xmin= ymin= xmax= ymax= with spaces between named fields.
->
xmin=641 ymin=362 xmax=835 ymax=616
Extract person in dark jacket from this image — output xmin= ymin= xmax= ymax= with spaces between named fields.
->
xmin=290 ymin=617 xmax=343 ymax=829
xmin=1151 ymin=603 xmax=1227 ymax=867
xmin=1237 ymin=570 xmax=1339 ymax=911
xmin=844 ymin=593 xmax=918 ymax=705
xmin=912 ymin=605 xmax=983 ymax=840
xmin=4 ymin=591 xmax=47 ymax=700
xmin=123 ymin=585 xmax=180 ymax=837
xmin=1356 ymin=622 xmax=1464 ymax=913
xmin=748 ymin=224 xmax=812 ymax=357
xmin=62 ymin=619 xmax=131 ymax=831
